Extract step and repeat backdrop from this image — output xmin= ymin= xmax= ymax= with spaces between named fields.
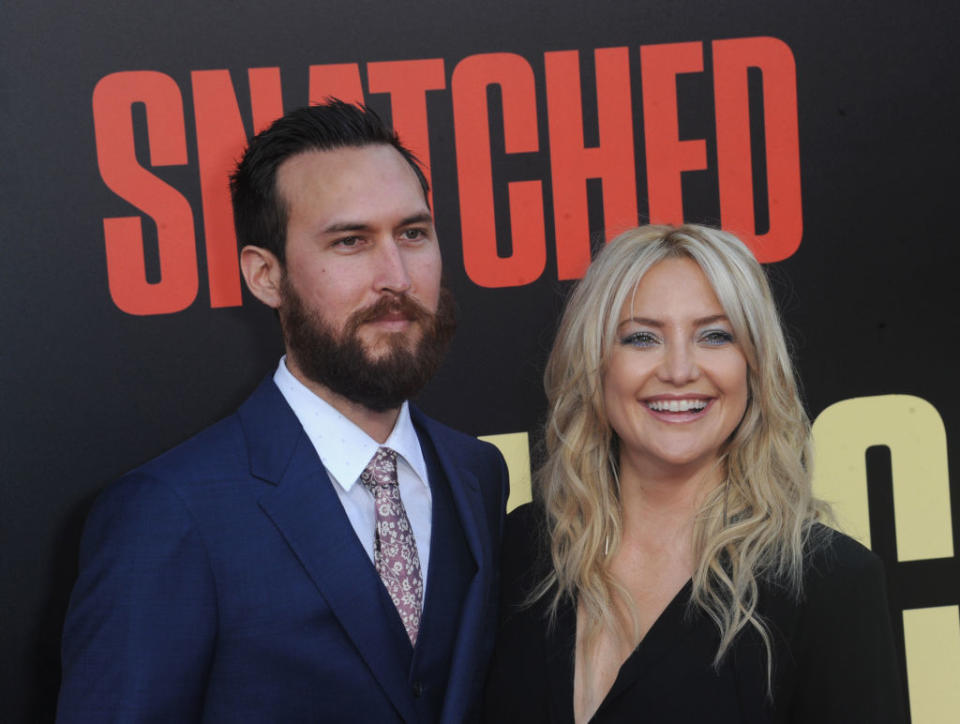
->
xmin=2 ymin=1 xmax=958 ymax=721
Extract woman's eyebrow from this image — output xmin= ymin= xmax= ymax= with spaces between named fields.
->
xmin=617 ymin=314 xmax=729 ymax=328
xmin=618 ymin=316 xmax=663 ymax=329
xmin=695 ymin=314 xmax=730 ymax=326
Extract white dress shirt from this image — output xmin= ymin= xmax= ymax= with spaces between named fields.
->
xmin=273 ymin=357 xmax=433 ymax=587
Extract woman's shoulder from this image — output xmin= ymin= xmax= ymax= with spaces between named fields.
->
xmin=757 ymin=523 xmax=888 ymax=626
xmin=802 ymin=523 xmax=886 ymax=592
xmin=500 ymin=502 xmax=553 ymax=606
xmin=763 ymin=529 xmax=906 ymax=722
xmin=503 ymin=503 xmax=549 ymax=553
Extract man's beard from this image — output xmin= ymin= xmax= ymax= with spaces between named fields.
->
xmin=279 ymin=278 xmax=457 ymax=412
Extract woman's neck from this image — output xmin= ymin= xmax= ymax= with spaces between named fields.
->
xmin=617 ymin=455 xmax=721 ymax=548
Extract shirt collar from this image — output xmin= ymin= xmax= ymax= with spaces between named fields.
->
xmin=273 ymin=357 xmax=429 ymax=492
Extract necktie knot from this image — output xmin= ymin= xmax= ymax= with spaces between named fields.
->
xmin=359 ymin=447 xmax=399 ymax=492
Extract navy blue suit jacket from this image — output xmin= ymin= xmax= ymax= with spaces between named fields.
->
xmin=58 ymin=378 xmax=509 ymax=723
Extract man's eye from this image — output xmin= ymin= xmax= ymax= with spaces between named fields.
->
xmin=622 ymin=331 xmax=658 ymax=347
xmin=701 ymin=330 xmax=734 ymax=346
xmin=401 ymin=228 xmax=426 ymax=241
xmin=334 ymin=236 xmax=361 ymax=248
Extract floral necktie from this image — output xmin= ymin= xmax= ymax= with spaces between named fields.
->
xmin=359 ymin=447 xmax=423 ymax=645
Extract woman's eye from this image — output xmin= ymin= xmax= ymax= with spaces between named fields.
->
xmin=701 ymin=330 xmax=734 ymax=346
xmin=622 ymin=331 xmax=659 ymax=347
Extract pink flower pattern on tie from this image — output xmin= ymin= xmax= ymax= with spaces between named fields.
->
xmin=359 ymin=447 xmax=423 ymax=645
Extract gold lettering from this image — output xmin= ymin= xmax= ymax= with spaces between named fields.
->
xmin=811 ymin=394 xmax=953 ymax=560
xmin=903 ymin=606 xmax=960 ymax=723
xmin=479 ymin=431 xmax=532 ymax=511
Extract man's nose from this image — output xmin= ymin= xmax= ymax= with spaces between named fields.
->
xmin=375 ymin=240 xmax=412 ymax=294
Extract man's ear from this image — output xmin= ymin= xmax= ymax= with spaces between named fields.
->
xmin=240 ymin=245 xmax=284 ymax=309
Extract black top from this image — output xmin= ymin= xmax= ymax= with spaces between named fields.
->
xmin=483 ymin=503 xmax=906 ymax=723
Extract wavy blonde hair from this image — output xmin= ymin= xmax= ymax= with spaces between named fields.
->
xmin=534 ymin=224 xmax=829 ymax=676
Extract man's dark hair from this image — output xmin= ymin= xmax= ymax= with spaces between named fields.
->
xmin=230 ymin=99 xmax=429 ymax=262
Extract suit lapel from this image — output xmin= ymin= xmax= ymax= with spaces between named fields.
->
xmin=415 ymin=418 xmax=486 ymax=571
xmin=239 ymin=379 xmax=418 ymax=723
xmin=411 ymin=409 xmax=490 ymax=723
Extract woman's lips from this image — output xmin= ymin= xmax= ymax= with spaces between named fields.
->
xmin=643 ymin=396 xmax=715 ymax=422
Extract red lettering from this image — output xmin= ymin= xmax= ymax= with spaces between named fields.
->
xmin=92 ymin=38 xmax=806 ymax=310
xmin=545 ymin=48 xmax=638 ymax=280
xmin=308 ymin=64 xmax=364 ymax=105
xmin=92 ymin=71 xmax=197 ymax=316
xmin=191 ymin=68 xmax=284 ymax=308
xmin=367 ymin=59 xmax=445 ymax=200
xmin=451 ymin=53 xmax=545 ymax=288
xmin=640 ymin=42 xmax=708 ymax=226
xmin=713 ymin=37 xmax=802 ymax=262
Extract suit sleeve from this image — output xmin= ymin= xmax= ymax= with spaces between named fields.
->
xmin=787 ymin=538 xmax=907 ymax=724
xmin=57 ymin=474 xmax=217 ymax=723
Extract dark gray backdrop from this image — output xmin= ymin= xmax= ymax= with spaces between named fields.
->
xmin=2 ymin=1 xmax=958 ymax=721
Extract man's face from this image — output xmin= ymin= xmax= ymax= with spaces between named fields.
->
xmin=274 ymin=144 xmax=453 ymax=411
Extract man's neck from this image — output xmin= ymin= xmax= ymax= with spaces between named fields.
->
xmin=284 ymin=357 xmax=400 ymax=444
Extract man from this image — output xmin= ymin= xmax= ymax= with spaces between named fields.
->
xmin=58 ymin=101 xmax=509 ymax=723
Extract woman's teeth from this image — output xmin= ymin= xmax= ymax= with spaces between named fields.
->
xmin=646 ymin=399 xmax=708 ymax=412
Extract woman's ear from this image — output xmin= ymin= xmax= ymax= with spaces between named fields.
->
xmin=240 ymin=245 xmax=283 ymax=309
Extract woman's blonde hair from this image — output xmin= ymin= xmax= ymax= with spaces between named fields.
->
xmin=534 ymin=223 xmax=829 ymax=675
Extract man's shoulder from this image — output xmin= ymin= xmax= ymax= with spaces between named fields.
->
xmin=409 ymin=406 xmax=505 ymax=464
xmin=117 ymin=377 xmax=290 ymax=493
xmin=135 ymin=411 xmax=248 ymax=483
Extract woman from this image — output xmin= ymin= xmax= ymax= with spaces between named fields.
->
xmin=484 ymin=225 xmax=905 ymax=723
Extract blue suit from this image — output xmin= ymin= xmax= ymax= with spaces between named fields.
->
xmin=58 ymin=378 xmax=508 ymax=723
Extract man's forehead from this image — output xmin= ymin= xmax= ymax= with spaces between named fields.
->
xmin=278 ymin=144 xmax=415 ymax=186
xmin=277 ymin=145 xmax=430 ymax=227
xmin=279 ymin=145 xmax=421 ymax=196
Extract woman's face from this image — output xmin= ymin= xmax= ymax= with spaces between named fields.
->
xmin=603 ymin=257 xmax=749 ymax=480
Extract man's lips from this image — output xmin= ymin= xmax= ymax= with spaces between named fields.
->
xmin=362 ymin=308 xmax=420 ymax=334
xmin=369 ymin=310 xmax=412 ymax=323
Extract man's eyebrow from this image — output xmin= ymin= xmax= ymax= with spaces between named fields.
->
xmin=322 ymin=213 xmax=434 ymax=234
xmin=323 ymin=221 xmax=372 ymax=234
xmin=398 ymin=212 xmax=434 ymax=226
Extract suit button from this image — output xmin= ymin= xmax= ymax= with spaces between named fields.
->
xmin=412 ymin=681 xmax=423 ymax=698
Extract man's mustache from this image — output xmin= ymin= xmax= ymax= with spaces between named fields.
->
xmin=348 ymin=293 xmax=433 ymax=331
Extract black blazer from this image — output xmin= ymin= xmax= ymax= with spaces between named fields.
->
xmin=483 ymin=504 xmax=906 ymax=723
